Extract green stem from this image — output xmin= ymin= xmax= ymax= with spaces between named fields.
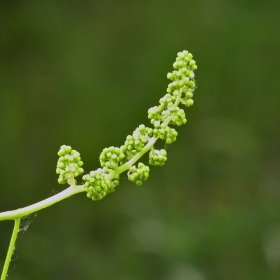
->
xmin=0 ymin=185 xmax=85 ymax=221
xmin=108 ymin=136 xmax=157 ymax=180
xmin=1 ymin=218 xmax=20 ymax=280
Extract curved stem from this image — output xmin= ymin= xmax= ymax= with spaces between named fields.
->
xmin=0 ymin=185 xmax=85 ymax=221
xmin=1 ymin=218 xmax=20 ymax=280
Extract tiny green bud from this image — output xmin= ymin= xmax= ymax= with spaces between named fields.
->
xmin=186 ymin=99 xmax=194 ymax=107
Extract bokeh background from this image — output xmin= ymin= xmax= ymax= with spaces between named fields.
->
xmin=1 ymin=1 xmax=280 ymax=279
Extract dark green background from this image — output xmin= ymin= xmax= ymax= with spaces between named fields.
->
xmin=1 ymin=1 xmax=280 ymax=279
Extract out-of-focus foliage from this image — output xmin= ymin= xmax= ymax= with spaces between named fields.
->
xmin=0 ymin=0 xmax=280 ymax=279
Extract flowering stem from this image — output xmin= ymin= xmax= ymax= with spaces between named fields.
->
xmin=0 ymin=50 xmax=198 ymax=278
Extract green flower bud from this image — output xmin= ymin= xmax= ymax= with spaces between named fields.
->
xmin=187 ymin=53 xmax=193 ymax=59
xmin=182 ymin=68 xmax=190 ymax=77
xmin=186 ymin=99 xmax=194 ymax=107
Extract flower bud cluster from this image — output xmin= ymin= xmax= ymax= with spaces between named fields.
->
xmin=82 ymin=167 xmax=119 ymax=201
xmin=128 ymin=162 xmax=150 ymax=186
xmin=148 ymin=50 xmax=197 ymax=130
xmin=99 ymin=146 xmax=125 ymax=169
xmin=167 ymin=106 xmax=186 ymax=126
xmin=84 ymin=125 xmax=153 ymax=200
xmin=168 ymin=51 xmax=197 ymax=107
xmin=56 ymin=145 xmax=84 ymax=185
xmin=149 ymin=149 xmax=167 ymax=166
xmin=152 ymin=123 xmax=178 ymax=144
xmin=119 ymin=125 xmax=153 ymax=163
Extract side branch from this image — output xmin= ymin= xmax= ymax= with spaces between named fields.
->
xmin=107 ymin=136 xmax=157 ymax=180
xmin=0 ymin=185 xmax=85 ymax=221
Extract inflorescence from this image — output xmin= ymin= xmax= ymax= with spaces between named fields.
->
xmin=56 ymin=145 xmax=84 ymax=185
xmin=56 ymin=50 xmax=197 ymax=201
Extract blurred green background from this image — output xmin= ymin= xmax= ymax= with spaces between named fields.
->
xmin=1 ymin=0 xmax=280 ymax=279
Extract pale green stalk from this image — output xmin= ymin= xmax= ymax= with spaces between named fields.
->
xmin=1 ymin=218 xmax=20 ymax=280
xmin=0 ymin=185 xmax=85 ymax=221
